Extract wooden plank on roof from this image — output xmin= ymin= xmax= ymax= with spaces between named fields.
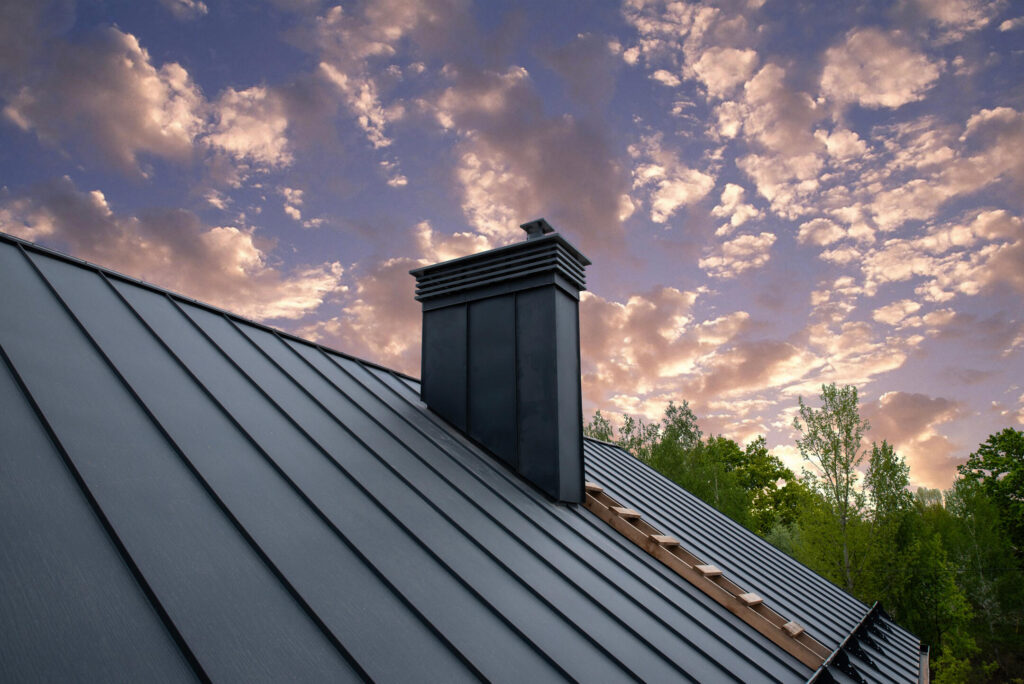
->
xmin=610 ymin=507 xmax=641 ymax=521
xmin=582 ymin=484 xmax=828 ymax=670
xmin=695 ymin=564 xmax=722 ymax=578
xmin=738 ymin=593 xmax=763 ymax=607
xmin=782 ymin=622 xmax=805 ymax=638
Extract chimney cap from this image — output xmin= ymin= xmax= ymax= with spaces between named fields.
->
xmin=521 ymin=218 xmax=555 ymax=240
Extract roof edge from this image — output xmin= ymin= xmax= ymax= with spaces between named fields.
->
xmin=0 ymin=230 xmax=421 ymax=384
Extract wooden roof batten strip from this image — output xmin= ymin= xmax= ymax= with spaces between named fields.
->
xmin=583 ymin=481 xmax=831 ymax=670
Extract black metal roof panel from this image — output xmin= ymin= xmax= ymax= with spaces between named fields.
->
xmin=0 ymin=232 xmax=921 ymax=682
xmin=584 ymin=440 xmax=924 ymax=683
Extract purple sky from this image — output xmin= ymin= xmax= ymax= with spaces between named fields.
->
xmin=2 ymin=0 xmax=1022 ymax=490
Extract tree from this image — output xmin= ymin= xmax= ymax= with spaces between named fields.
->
xmin=863 ymin=441 xmax=914 ymax=612
xmin=618 ymin=414 xmax=661 ymax=463
xmin=898 ymin=533 xmax=976 ymax=681
xmin=944 ymin=477 xmax=1024 ymax=680
xmin=792 ymin=383 xmax=869 ymax=592
xmin=865 ymin=440 xmax=912 ymax=518
xmin=650 ymin=435 xmax=753 ymax=527
xmin=957 ymin=428 xmax=1024 ymax=558
xmin=583 ymin=410 xmax=614 ymax=442
xmin=660 ymin=400 xmax=702 ymax=451
xmin=736 ymin=436 xmax=806 ymax=535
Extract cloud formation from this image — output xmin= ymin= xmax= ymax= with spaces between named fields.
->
xmin=820 ymin=29 xmax=941 ymax=109
xmin=699 ymin=231 xmax=777 ymax=278
xmin=433 ymin=64 xmax=630 ymax=253
xmin=0 ymin=177 xmax=344 ymax=320
xmin=862 ymin=391 xmax=966 ymax=488
xmin=4 ymin=28 xmax=204 ymax=174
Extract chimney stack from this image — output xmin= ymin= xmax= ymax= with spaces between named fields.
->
xmin=410 ymin=219 xmax=590 ymax=503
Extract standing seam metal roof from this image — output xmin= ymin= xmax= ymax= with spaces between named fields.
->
xmin=0 ymin=232 xmax=921 ymax=682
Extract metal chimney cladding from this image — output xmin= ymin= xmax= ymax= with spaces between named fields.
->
xmin=410 ymin=219 xmax=591 ymax=503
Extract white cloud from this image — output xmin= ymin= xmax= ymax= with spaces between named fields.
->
xmin=914 ymin=0 xmax=1001 ymax=40
xmin=999 ymin=16 xmax=1024 ymax=30
xmin=160 ymin=0 xmax=209 ymax=20
xmin=699 ymin=231 xmax=777 ymax=278
xmin=280 ymin=186 xmax=303 ymax=222
xmin=650 ymin=69 xmax=681 ymax=86
xmin=296 ymin=255 xmax=421 ymax=376
xmin=797 ymin=218 xmax=845 ymax=246
xmin=414 ymin=221 xmax=493 ymax=263
xmin=434 ymin=65 xmax=629 ymax=252
xmin=0 ymin=177 xmax=344 ymax=321
xmin=815 ymin=127 xmax=867 ymax=160
xmin=630 ymin=134 xmax=715 ymax=223
xmin=204 ymin=86 xmax=292 ymax=167
xmin=691 ymin=47 xmax=758 ymax=98
xmin=309 ymin=1 xmax=458 ymax=150
xmin=3 ymin=28 xmax=205 ymax=174
xmin=820 ymin=29 xmax=941 ymax=109
xmin=862 ymin=391 xmax=967 ymax=489
xmin=711 ymin=183 xmax=762 ymax=233
xmin=873 ymin=299 xmax=922 ymax=325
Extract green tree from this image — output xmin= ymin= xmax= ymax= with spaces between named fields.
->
xmin=618 ymin=414 xmax=661 ymax=463
xmin=898 ymin=533 xmax=976 ymax=681
xmin=957 ymin=428 xmax=1024 ymax=558
xmin=660 ymin=400 xmax=702 ymax=451
xmin=737 ymin=436 xmax=806 ymax=535
xmin=649 ymin=434 xmax=753 ymax=528
xmin=865 ymin=440 xmax=912 ymax=517
xmin=863 ymin=441 xmax=914 ymax=613
xmin=793 ymin=383 xmax=869 ymax=592
xmin=583 ymin=409 xmax=614 ymax=442
xmin=945 ymin=477 xmax=1024 ymax=680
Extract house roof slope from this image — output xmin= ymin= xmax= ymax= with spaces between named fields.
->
xmin=584 ymin=440 xmax=924 ymax=683
xmin=0 ymin=231 xmax=920 ymax=682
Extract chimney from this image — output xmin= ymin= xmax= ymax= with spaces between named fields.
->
xmin=410 ymin=219 xmax=591 ymax=503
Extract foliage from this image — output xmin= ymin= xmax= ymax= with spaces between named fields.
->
xmin=661 ymin=400 xmax=702 ymax=452
xmin=944 ymin=478 xmax=1024 ymax=680
xmin=865 ymin=440 xmax=913 ymax=518
xmin=862 ymin=441 xmax=914 ymax=613
xmin=618 ymin=414 xmax=661 ymax=463
xmin=649 ymin=435 xmax=752 ymax=527
xmin=582 ymin=399 xmax=1024 ymax=681
xmin=793 ymin=383 xmax=869 ymax=591
xmin=583 ymin=409 xmax=614 ymax=442
xmin=742 ymin=436 xmax=807 ymax=535
xmin=957 ymin=428 xmax=1024 ymax=558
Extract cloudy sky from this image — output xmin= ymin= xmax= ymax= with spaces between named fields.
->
xmin=2 ymin=0 xmax=1022 ymax=490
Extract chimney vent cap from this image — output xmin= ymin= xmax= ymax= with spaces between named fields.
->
xmin=521 ymin=218 xmax=555 ymax=240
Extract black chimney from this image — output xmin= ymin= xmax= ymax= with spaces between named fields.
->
xmin=410 ymin=219 xmax=591 ymax=503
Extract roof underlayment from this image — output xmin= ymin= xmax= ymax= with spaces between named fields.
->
xmin=0 ymin=232 xmax=923 ymax=682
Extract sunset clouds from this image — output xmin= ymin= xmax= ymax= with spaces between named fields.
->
xmin=1 ymin=0 xmax=1020 ymax=491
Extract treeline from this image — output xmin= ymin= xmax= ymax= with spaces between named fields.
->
xmin=584 ymin=384 xmax=1023 ymax=683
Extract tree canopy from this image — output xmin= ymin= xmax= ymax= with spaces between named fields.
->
xmin=582 ymin=400 xmax=1024 ymax=682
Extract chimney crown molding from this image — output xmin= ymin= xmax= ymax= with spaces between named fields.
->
xmin=410 ymin=230 xmax=590 ymax=310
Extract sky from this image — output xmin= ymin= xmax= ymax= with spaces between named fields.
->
xmin=1 ymin=0 xmax=1022 ymax=491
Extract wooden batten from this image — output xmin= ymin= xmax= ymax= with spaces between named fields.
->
xmin=582 ymin=481 xmax=830 ymax=670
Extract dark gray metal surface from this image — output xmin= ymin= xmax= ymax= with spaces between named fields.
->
xmin=0 ymin=231 xmax=921 ymax=682
xmin=413 ymin=224 xmax=586 ymax=503
xmin=584 ymin=439 xmax=924 ymax=683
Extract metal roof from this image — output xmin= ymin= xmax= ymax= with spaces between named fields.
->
xmin=0 ymin=232 xmax=922 ymax=682
xmin=585 ymin=440 xmax=925 ymax=683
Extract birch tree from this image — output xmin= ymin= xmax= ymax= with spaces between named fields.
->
xmin=793 ymin=383 xmax=869 ymax=592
